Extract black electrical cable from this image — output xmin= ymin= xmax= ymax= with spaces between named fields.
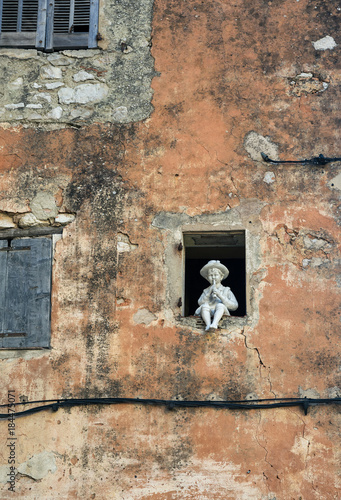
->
xmin=261 ymin=152 xmax=341 ymax=165
xmin=1 ymin=397 xmax=340 ymax=419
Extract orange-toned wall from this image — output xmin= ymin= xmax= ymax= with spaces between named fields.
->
xmin=0 ymin=0 xmax=340 ymax=498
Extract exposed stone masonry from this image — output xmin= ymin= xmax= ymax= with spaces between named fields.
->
xmin=0 ymin=0 xmax=156 ymax=126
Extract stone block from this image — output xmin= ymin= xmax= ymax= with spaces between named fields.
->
xmin=0 ymin=49 xmax=38 ymax=59
xmin=58 ymin=84 xmax=109 ymax=104
xmin=0 ymin=214 xmax=15 ymax=229
xmin=47 ymin=107 xmax=63 ymax=119
xmin=73 ymin=70 xmax=95 ymax=82
xmin=113 ymin=106 xmax=128 ymax=121
xmin=47 ymin=53 xmax=72 ymax=66
xmin=4 ymin=103 xmax=24 ymax=109
xmin=45 ymin=82 xmax=64 ymax=90
xmin=54 ymin=213 xmax=75 ymax=225
xmin=18 ymin=213 xmax=42 ymax=228
xmin=41 ymin=66 xmax=63 ymax=79
xmin=30 ymin=192 xmax=58 ymax=220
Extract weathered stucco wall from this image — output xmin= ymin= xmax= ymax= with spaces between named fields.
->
xmin=0 ymin=0 xmax=340 ymax=498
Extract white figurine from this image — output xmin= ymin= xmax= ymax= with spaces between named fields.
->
xmin=195 ymin=260 xmax=238 ymax=331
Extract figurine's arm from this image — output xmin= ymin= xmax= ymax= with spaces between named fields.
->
xmin=198 ymin=288 xmax=210 ymax=306
xmin=213 ymin=286 xmax=238 ymax=311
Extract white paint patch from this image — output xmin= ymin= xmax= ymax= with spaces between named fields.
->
xmin=312 ymin=36 xmax=337 ymax=51
xmin=244 ymin=131 xmax=279 ymax=161
xmin=263 ymin=171 xmax=275 ymax=184
xmin=133 ymin=308 xmax=157 ymax=325
xmin=328 ymin=172 xmax=341 ymax=191
xmin=291 ymin=436 xmax=310 ymax=461
xmin=18 ymin=451 xmax=57 ymax=480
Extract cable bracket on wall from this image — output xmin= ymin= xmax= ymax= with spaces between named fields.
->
xmin=261 ymin=152 xmax=341 ymax=166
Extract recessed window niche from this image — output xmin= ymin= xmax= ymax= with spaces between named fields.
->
xmin=183 ymin=231 xmax=246 ymax=317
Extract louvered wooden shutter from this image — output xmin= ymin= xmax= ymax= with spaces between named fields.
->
xmin=0 ymin=0 xmax=98 ymax=50
xmin=0 ymin=0 xmax=47 ymax=48
xmin=45 ymin=0 xmax=98 ymax=50
xmin=0 ymin=238 xmax=52 ymax=349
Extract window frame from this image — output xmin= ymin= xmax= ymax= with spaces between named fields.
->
xmin=182 ymin=231 xmax=247 ymax=318
xmin=0 ymin=0 xmax=99 ymax=51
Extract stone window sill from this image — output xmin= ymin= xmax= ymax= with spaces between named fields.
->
xmin=176 ymin=315 xmax=248 ymax=332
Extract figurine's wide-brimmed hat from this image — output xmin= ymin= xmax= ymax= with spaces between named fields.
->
xmin=200 ymin=260 xmax=229 ymax=280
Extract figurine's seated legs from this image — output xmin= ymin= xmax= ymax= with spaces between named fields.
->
xmin=201 ymin=305 xmax=212 ymax=331
xmin=210 ymin=303 xmax=225 ymax=330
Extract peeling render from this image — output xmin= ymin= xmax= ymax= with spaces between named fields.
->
xmin=17 ymin=451 xmax=57 ymax=481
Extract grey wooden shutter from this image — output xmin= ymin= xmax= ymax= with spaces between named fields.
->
xmin=0 ymin=238 xmax=52 ymax=349
xmin=0 ymin=0 xmax=97 ymax=50
xmin=45 ymin=0 xmax=98 ymax=50
xmin=0 ymin=0 xmax=47 ymax=49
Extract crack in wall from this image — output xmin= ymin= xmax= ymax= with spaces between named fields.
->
xmin=240 ymin=330 xmax=278 ymax=398
xmin=255 ymin=413 xmax=280 ymax=494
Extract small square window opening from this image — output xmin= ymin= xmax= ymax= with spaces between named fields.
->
xmin=183 ymin=231 xmax=246 ymax=318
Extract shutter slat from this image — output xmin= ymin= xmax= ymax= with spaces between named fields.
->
xmin=22 ymin=0 xmax=39 ymax=31
xmin=1 ymin=0 xmax=19 ymax=32
xmin=17 ymin=0 xmax=23 ymax=31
